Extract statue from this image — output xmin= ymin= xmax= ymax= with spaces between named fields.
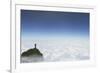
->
xmin=34 ymin=43 xmax=36 ymax=48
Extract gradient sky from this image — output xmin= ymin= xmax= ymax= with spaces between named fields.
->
xmin=21 ymin=10 xmax=89 ymax=39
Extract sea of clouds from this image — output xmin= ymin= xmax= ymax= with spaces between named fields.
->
xmin=21 ymin=37 xmax=89 ymax=62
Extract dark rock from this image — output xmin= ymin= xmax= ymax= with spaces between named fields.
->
xmin=21 ymin=44 xmax=43 ymax=63
xmin=21 ymin=44 xmax=43 ymax=57
xmin=21 ymin=48 xmax=43 ymax=57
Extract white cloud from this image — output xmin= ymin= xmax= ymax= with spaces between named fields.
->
xmin=21 ymin=37 xmax=89 ymax=61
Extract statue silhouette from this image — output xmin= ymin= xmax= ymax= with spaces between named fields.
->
xmin=34 ymin=43 xmax=36 ymax=48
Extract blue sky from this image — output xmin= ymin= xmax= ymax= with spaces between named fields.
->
xmin=21 ymin=10 xmax=89 ymax=39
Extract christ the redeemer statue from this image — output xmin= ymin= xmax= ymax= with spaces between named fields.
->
xmin=34 ymin=43 xmax=37 ymax=48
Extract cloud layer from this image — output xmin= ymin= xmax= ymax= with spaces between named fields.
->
xmin=21 ymin=37 xmax=89 ymax=61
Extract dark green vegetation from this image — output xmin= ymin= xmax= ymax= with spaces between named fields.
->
xmin=21 ymin=45 xmax=43 ymax=57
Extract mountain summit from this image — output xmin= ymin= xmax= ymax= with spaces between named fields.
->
xmin=21 ymin=44 xmax=43 ymax=57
